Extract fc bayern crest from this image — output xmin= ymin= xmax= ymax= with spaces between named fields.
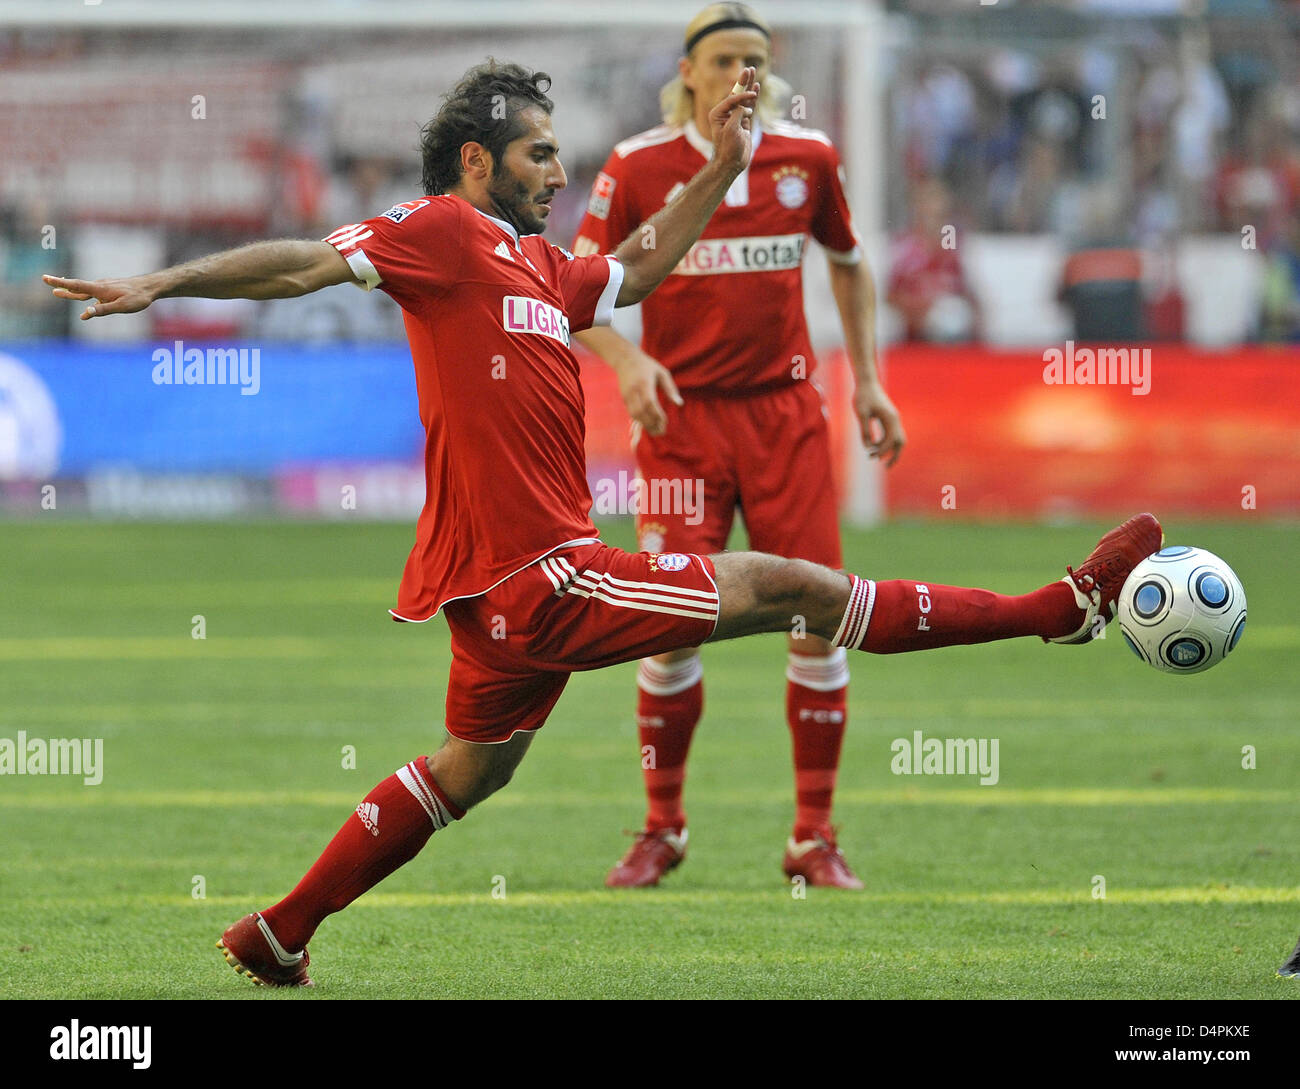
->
xmin=774 ymin=167 xmax=810 ymax=209
xmin=654 ymin=552 xmax=691 ymax=572
xmin=639 ymin=522 xmax=667 ymax=554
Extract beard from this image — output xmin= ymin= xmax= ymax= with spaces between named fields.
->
xmin=488 ymin=165 xmax=548 ymax=237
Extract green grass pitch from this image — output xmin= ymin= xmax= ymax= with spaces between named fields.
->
xmin=1 ymin=517 xmax=1297 ymax=1000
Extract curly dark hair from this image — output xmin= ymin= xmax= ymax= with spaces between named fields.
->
xmin=420 ymin=60 xmax=554 ymax=195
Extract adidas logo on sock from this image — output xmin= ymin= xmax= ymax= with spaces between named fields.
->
xmin=356 ymin=801 xmax=380 ymax=837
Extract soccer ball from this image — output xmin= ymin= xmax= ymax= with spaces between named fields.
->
xmin=1116 ymin=546 xmax=1246 ymax=674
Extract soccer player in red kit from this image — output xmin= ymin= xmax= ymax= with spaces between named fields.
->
xmin=45 ymin=60 xmax=1160 ymax=988
xmin=573 ymin=3 xmax=905 ymax=887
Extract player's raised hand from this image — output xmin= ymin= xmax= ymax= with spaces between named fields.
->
xmin=854 ymin=381 xmax=907 ymax=468
xmin=708 ymin=66 xmax=759 ymax=176
xmin=42 ymin=273 xmax=156 ymax=321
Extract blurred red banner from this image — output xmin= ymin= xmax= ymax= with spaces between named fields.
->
xmin=873 ymin=344 xmax=1300 ymax=519
xmin=580 ymin=344 xmax=1300 ymax=520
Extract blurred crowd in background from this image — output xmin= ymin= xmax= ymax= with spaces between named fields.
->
xmin=2 ymin=0 xmax=1299 ymax=346
xmin=886 ymin=2 xmax=1300 ymax=344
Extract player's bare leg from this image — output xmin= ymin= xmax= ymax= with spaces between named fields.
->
xmin=710 ymin=554 xmax=850 ymax=641
xmin=218 ymin=731 xmax=532 ymax=986
xmin=605 ymin=644 xmax=699 ymax=887
xmin=426 ymin=730 xmax=535 ymax=809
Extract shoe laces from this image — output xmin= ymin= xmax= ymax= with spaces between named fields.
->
xmin=809 ymin=825 xmax=845 ymax=855
xmin=1066 ymin=566 xmax=1097 ymax=592
xmin=1069 ymin=524 xmax=1148 ymax=592
xmin=625 ymin=828 xmax=679 ymax=852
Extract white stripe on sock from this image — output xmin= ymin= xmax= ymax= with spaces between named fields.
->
xmin=637 ymin=654 xmax=703 ymax=697
xmin=397 ymin=763 xmax=443 ymax=829
xmin=786 ymin=647 xmax=849 ymax=691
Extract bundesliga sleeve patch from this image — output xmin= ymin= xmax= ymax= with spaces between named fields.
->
xmin=380 ymin=199 xmax=431 ymax=224
xmin=586 ymin=172 xmax=616 ymax=220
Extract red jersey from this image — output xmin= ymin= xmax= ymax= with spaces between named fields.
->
xmin=573 ymin=119 xmax=860 ymax=394
xmin=325 ymin=194 xmax=624 ymax=620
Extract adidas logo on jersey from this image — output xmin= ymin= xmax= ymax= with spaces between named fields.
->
xmin=356 ymin=801 xmax=380 ymax=837
xmin=494 ymin=240 xmax=514 ymax=262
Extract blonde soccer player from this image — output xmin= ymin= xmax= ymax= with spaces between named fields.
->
xmin=575 ymin=3 xmax=906 ymax=887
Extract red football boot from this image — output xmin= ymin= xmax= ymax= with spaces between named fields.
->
xmin=782 ymin=830 xmax=865 ymax=889
xmin=1049 ymin=512 xmax=1164 ymax=644
xmin=216 ymin=912 xmax=313 ymax=987
xmin=605 ymin=828 xmax=688 ymax=888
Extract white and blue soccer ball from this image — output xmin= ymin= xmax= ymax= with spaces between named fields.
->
xmin=1116 ymin=546 xmax=1246 ymax=675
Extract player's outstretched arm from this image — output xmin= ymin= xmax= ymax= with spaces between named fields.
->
xmin=43 ymin=239 xmax=355 ymax=321
xmin=612 ymin=68 xmax=758 ymax=306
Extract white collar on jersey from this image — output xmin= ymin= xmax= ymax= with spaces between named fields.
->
xmin=471 ymin=204 xmax=547 ymax=278
xmin=682 ymin=117 xmax=763 ymax=161
xmin=473 ymin=206 xmax=523 ymax=250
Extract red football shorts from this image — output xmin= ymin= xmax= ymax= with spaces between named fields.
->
xmin=632 ymin=380 xmax=843 ymax=568
xmin=440 ymin=542 xmax=718 ymax=744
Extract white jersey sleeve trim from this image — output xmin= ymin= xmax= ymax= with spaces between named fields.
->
xmin=614 ymin=123 xmax=681 ymax=159
xmin=766 ymin=120 xmax=834 ymax=146
xmin=825 ymin=244 xmax=863 ymax=266
xmin=697 ymin=553 xmax=721 ymax=641
xmin=344 ymin=248 xmax=382 ymax=291
xmin=594 ymin=256 xmax=624 ymax=325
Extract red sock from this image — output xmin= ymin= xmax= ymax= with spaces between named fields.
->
xmin=260 ymin=756 xmax=463 ymax=952
xmin=636 ymin=656 xmax=704 ymax=833
xmin=833 ymin=575 xmax=1081 ymax=653
xmin=786 ymin=649 xmax=849 ymax=842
